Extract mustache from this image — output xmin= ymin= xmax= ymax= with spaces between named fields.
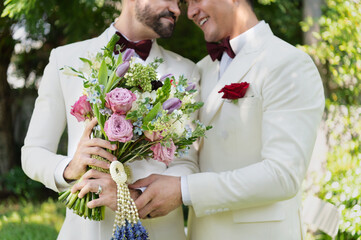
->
xmin=158 ymin=11 xmax=176 ymax=22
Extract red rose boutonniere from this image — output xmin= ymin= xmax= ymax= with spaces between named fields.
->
xmin=218 ymin=82 xmax=249 ymax=103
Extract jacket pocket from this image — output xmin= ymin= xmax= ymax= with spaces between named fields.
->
xmin=232 ymin=202 xmax=286 ymax=223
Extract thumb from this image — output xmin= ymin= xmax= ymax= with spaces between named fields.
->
xmin=129 ymin=174 xmax=160 ymax=189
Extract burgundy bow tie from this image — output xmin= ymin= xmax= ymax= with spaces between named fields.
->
xmin=114 ymin=32 xmax=152 ymax=61
xmin=206 ymin=37 xmax=236 ymax=61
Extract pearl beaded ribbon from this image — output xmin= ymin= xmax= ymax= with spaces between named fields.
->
xmin=110 ymin=161 xmax=149 ymax=240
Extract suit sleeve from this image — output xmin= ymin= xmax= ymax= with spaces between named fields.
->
xmin=21 ymin=49 xmax=69 ymax=192
xmin=187 ymin=52 xmax=325 ymax=217
xmin=163 ymin=64 xmax=201 ymax=177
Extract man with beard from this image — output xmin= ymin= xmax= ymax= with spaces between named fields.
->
xmin=21 ymin=0 xmax=199 ymax=239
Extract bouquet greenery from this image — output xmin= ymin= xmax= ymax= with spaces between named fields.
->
xmin=58 ymin=34 xmax=211 ymax=239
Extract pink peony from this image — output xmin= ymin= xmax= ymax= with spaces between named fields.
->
xmin=144 ymin=130 xmax=163 ymax=142
xmin=104 ymin=114 xmax=133 ymax=142
xmin=150 ymin=140 xmax=176 ymax=166
xmin=70 ymin=95 xmax=92 ymax=122
xmin=105 ymin=88 xmax=137 ymax=114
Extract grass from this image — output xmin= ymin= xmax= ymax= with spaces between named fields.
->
xmin=0 ymin=198 xmax=65 ymax=240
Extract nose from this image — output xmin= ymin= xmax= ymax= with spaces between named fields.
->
xmin=187 ymin=1 xmax=198 ymax=21
xmin=169 ymin=1 xmax=181 ymax=18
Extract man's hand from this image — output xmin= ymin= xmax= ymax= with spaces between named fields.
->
xmin=71 ymin=169 xmax=142 ymax=211
xmin=64 ymin=118 xmax=117 ymax=181
xmin=71 ymin=169 xmax=118 ymax=211
xmin=129 ymin=174 xmax=182 ymax=219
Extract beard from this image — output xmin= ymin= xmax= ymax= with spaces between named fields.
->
xmin=135 ymin=3 xmax=176 ymax=38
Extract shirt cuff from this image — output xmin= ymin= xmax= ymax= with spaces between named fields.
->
xmin=54 ymin=157 xmax=73 ymax=192
xmin=181 ymin=176 xmax=192 ymax=206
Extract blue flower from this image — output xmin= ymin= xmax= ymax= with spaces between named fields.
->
xmin=90 ymin=78 xmax=98 ymax=84
xmin=87 ymin=94 xmax=100 ymax=104
xmin=177 ymin=85 xmax=185 ymax=93
xmin=134 ymin=127 xmax=143 ymax=136
xmin=185 ymin=125 xmax=192 ymax=139
xmin=146 ymin=104 xmax=153 ymax=110
xmin=99 ymin=107 xmax=112 ymax=116
xmin=133 ymin=120 xmax=142 ymax=127
xmin=195 ymin=120 xmax=205 ymax=129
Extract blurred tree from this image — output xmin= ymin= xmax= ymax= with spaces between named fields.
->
xmin=254 ymin=0 xmax=303 ymax=46
xmin=0 ymin=0 xmax=120 ymax=175
xmin=300 ymin=0 xmax=361 ymax=238
xmin=0 ymin=2 xmax=16 ymax=175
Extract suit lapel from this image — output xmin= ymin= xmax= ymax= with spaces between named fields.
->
xmin=200 ymin=23 xmax=274 ymax=126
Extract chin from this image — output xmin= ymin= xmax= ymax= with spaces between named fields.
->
xmin=204 ymin=34 xmax=222 ymax=43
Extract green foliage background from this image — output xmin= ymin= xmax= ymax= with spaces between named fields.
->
xmin=1 ymin=0 xmax=361 ymax=239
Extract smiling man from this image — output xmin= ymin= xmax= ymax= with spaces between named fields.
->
xmin=22 ymin=0 xmax=199 ymax=239
xmin=131 ymin=0 xmax=325 ymax=239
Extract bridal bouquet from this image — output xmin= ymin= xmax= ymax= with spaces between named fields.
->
xmin=58 ymin=34 xmax=211 ymax=240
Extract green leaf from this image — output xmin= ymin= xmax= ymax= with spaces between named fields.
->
xmin=79 ymin=57 xmax=92 ymax=66
xmin=105 ymin=34 xmax=121 ymax=56
xmin=98 ymin=60 xmax=108 ymax=86
xmin=142 ymin=102 xmax=162 ymax=130
xmin=154 ymin=78 xmax=171 ymax=104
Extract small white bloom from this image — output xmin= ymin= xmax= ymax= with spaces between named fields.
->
xmin=62 ymin=66 xmax=78 ymax=77
xmin=105 ymin=56 xmax=112 ymax=65
xmin=172 ymin=120 xmax=185 ymax=136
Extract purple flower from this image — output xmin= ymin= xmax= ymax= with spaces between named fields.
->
xmin=122 ymin=49 xmax=135 ymax=62
xmin=116 ymin=61 xmax=130 ymax=78
xmin=159 ymin=74 xmax=174 ymax=82
xmin=186 ymin=82 xmax=196 ymax=91
xmin=105 ymin=88 xmax=137 ymax=114
xmin=163 ymin=98 xmax=182 ymax=114
xmin=104 ymin=114 xmax=133 ymax=142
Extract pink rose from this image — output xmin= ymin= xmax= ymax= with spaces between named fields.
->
xmin=105 ymin=88 xmax=137 ymax=114
xmin=144 ymin=130 xmax=163 ymax=142
xmin=70 ymin=95 xmax=92 ymax=122
xmin=104 ymin=114 xmax=133 ymax=142
xmin=150 ymin=140 xmax=176 ymax=166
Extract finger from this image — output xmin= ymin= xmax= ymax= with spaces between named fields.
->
xmin=137 ymin=200 xmax=155 ymax=219
xmin=87 ymin=138 xmax=117 ymax=151
xmin=80 ymin=155 xmax=111 ymax=170
xmin=81 ymin=169 xmax=108 ymax=180
xmin=87 ymin=146 xmax=117 ymax=162
xmin=88 ymin=197 xmax=104 ymax=209
xmin=71 ymin=178 xmax=89 ymax=194
xmin=78 ymin=182 xmax=96 ymax=198
xmin=134 ymin=189 xmax=153 ymax=212
xmin=81 ymin=118 xmax=98 ymax=139
xmin=129 ymin=174 xmax=160 ymax=189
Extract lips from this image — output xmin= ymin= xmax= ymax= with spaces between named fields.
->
xmin=199 ymin=17 xmax=209 ymax=27
xmin=162 ymin=16 xmax=175 ymax=24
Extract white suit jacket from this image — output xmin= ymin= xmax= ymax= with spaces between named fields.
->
xmin=22 ymin=27 xmax=199 ymax=240
xmin=186 ymin=23 xmax=324 ymax=240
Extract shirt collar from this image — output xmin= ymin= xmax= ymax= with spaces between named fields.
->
xmin=229 ymin=20 xmax=266 ymax=55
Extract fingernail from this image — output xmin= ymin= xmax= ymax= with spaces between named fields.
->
xmin=112 ymin=144 xmax=117 ymax=149
xmin=113 ymin=157 xmax=117 ymax=162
